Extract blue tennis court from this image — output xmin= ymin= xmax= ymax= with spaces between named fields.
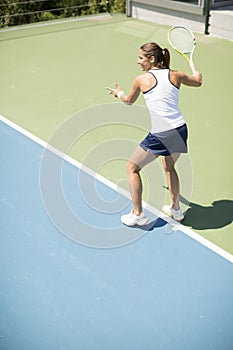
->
xmin=1 ymin=115 xmax=233 ymax=349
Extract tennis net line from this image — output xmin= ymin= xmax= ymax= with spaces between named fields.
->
xmin=0 ymin=0 xmax=111 ymax=28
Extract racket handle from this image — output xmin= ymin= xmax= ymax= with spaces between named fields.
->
xmin=189 ymin=59 xmax=197 ymax=74
xmin=189 ymin=60 xmax=202 ymax=84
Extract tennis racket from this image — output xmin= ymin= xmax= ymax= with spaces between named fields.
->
xmin=168 ymin=26 xmax=196 ymax=66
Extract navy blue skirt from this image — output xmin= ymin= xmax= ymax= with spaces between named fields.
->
xmin=140 ymin=124 xmax=188 ymax=156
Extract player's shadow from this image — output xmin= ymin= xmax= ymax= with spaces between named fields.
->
xmin=180 ymin=196 xmax=233 ymax=230
xmin=131 ymin=194 xmax=233 ymax=232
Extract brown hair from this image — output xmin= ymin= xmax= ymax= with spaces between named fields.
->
xmin=140 ymin=42 xmax=170 ymax=69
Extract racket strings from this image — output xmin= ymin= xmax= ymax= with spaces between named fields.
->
xmin=169 ymin=28 xmax=195 ymax=54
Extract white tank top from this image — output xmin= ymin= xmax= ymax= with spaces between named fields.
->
xmin=143 ymin=69 xmax=186 ymax=133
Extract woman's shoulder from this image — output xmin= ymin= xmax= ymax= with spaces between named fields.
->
xmin=169 ymin=69 xmax=183 ymax=88
xmin=134 ymin=72 xmax=157 ymax=93
xmin=134 ymin=72 xmax=153 ymax=83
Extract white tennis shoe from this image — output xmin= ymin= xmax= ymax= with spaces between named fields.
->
xmin=121 ymin=210 xmax=149 ymax=226
xmin=162 ymin=205 xmax=184 ymax=222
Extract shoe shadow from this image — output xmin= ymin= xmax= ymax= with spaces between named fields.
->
xmin=180 ymin=196 xmax=233 ymax=230
xmin=135 ymin=217 xmax=167 ymax=231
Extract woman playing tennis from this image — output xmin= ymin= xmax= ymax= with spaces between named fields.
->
xmin=107 ymin=42 xmax=202 ymax=226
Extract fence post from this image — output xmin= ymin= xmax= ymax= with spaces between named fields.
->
xmin=205 ymin=0 xmax=211 ymax=34
xmin=106 ymin=1 xmax=110 ymax=13
xmin=126 ymin=0 xmax=132 ymax=17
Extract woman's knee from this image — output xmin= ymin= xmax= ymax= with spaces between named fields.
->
xmin=163 ymin=154 xmax=180 ymax=172
xmin=126 ymin=161 xmax=140 ymax=175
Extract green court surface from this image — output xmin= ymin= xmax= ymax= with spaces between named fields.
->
xmin=1 ymin=13 xmax=233 ymax=254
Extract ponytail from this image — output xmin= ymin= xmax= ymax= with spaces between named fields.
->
xmin=162 ymin=48 xmax=170 ymax=69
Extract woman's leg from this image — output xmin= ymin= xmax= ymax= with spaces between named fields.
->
xmin=126 ymin=161 xmax=143 ymax=216
xmin=162 ymin=153 xmax=181 ymax=210
xmin=127 ymin=146 xmax=158 ymax=215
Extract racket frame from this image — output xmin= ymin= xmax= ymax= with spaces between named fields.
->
xmin=168 ymin=26 xmax=196 ymax=65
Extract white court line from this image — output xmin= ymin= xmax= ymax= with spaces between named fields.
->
xmin=1 ymin=114 xmax=233 ymax=263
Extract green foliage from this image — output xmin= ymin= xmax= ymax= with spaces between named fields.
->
xmin=0 ymin=0 xmax=126 ymax=28
xmin=110 ymin=0 xmax=125 ymax=13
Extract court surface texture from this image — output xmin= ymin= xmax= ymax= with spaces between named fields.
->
xmin=0 ymin=13 xmax=233 ymax=350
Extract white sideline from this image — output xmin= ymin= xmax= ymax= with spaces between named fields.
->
xmin=1 ymin=114 xmax=233 ymax=263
